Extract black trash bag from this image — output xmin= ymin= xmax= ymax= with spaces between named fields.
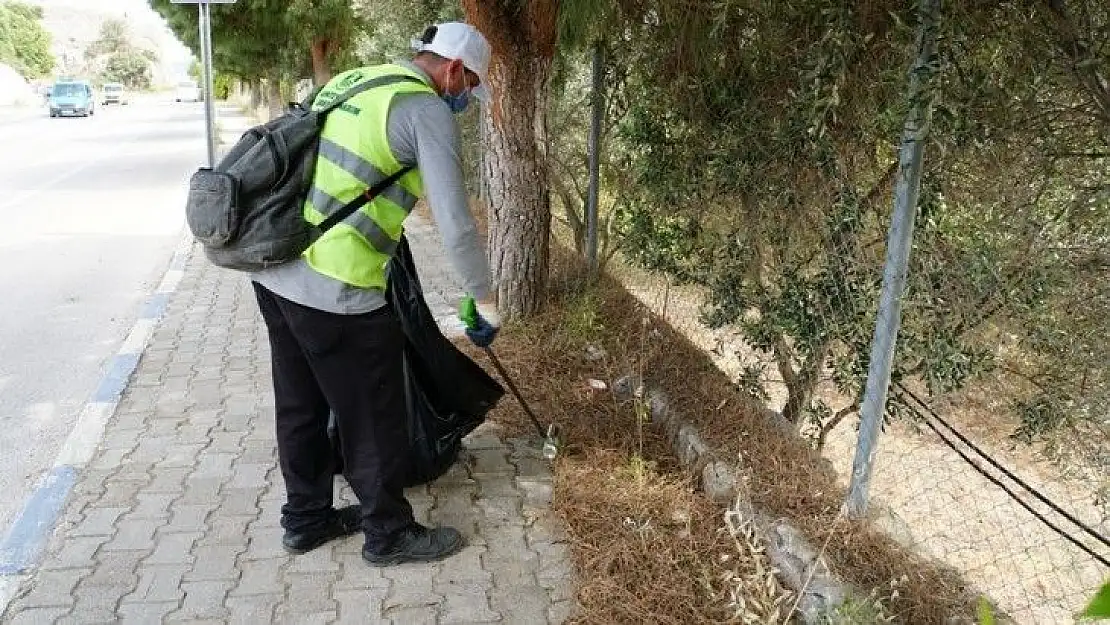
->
xmin=328 ymin=236 xmax=504 ymax=487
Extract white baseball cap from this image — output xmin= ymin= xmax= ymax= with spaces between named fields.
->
xmin=414 ymin=22 xmax=492 ymax=102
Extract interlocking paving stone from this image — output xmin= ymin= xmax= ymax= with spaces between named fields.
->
xmin=0 ymin=214 xmax=575 ymax=624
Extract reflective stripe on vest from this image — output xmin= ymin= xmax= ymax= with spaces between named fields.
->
xmin=315 ymin=138 xmax=418 ymax=211
xmin=307 ymin=186 xmax=399 ymax=257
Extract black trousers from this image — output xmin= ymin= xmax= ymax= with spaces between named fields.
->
xmin=253 ymin=283 xmax=413 ymax=550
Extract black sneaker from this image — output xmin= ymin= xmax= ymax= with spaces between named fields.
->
xmin=362 ymin=524 xmax=465 ymax=566
xmin=282 ymin=504 xmax=361 ymax=554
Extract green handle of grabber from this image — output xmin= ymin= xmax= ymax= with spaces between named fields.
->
xmin=459 ymin=295 xmax=479 ymax=331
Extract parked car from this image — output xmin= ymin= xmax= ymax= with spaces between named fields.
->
xmin=175 ymin=80 xmax=200 ymax=103
xmin=101 ymin=82 xmax=128 ymax=105
xmin=48 ymin=81 xmax=95 ymax=117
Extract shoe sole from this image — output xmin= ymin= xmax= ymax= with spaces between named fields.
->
xmin=362 ymin=535 xmax=466 ymax=567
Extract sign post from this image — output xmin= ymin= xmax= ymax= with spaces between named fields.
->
xmin=170 ymin=0 xmax=236 ymax=167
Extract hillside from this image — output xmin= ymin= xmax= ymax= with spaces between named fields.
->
xmin=26 ymin=0 xmax=191 ymax=84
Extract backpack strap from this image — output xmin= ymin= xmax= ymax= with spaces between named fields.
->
xmin=317 ymin=74 xmax=426 ymax=116
xmin=315 ymin=165 xmax=414 ymax=235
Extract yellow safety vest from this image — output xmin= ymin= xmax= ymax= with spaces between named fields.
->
xmin=302 ymin=64 xmax=434 ymax=289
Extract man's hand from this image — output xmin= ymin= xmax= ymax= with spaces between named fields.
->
xmin=459 ymin=296 xmax=500 ymax=348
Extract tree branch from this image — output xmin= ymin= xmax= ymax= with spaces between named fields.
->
xmin=549 ymin=166 xmax=586 ymax=253
xmin=816 ymin=402 xmax=859 ymax=451
xmin=774 ymin=338 xmax=798 ymax=391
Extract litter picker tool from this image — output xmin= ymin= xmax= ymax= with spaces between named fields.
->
xmin=459 ymin=297 xmax=561 ymax=459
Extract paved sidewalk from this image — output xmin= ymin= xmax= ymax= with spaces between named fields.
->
xmin=0 ymin=218 xmax=574 ymax=624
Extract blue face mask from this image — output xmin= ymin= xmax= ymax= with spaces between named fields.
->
xmin=442 ymin=66 xmax=471 ymax=114
xmin=443 ymin=88 xmax=470 ymax=114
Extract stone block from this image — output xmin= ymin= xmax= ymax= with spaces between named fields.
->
xmin=117 ymin=601 xmax=178 ymax=624
xmin=438 ymin=585 xmax=499 ymax=624
xmin=435 ymin=545 xmax=489 ymax=585
xmin=66 ymin=583 xmax=133 ymax=623
xmin=185 ymin=545 xmax=244 ymax=582
xmin=701 ymin=460 xmax=739 ymax=504
xmin=476 ymin=476 xmax=520 ymax=498
xmin=122 ymin=565 xmax=187 ymax=604
xmin=96 ymin=480 xmax=143 ymax=507
xmin=226 ymin=594 xmax=281 ymax=625
xmin=130 ymin=493 xmax=176 ymax=520
xmin=479 ymin=524 xmax=528 ymax=561
xmin=161 ymin=504 xmax=211 ymax=535
xmin=514 ymin=477 xmax=553 ymax=508
xmin=382 ymin=567 xmax=440 ymax=610
xmin=144 ymin=532 xmax=201 ymax=566
xmin=333 ymin=589 xmax=389 ymax=624
xmin=385 ymin=606 xmax=437 ymax=625
xmin=192 ymin=453 xmax=237 ymax=480
xmin=483 ymin=554 xmax=539 ymax=588
xmin=142 ymin=468 xmax=191 ymax=495
xmin=71 ymin=507 xmax=127 ymax=537
xmin=230 ymin=557 xmax=287 ymax=596
xmin=489 ymin=584 xmax=549 ymax=625
xmin=80 ymin=551 xmax=144 ymax=589
xmin=281 ymin=572 xmax=337 ymax=615
xmin=475 ymin=496 xmax=524 ymax=527
xmin=239 ymin=527 xmax=285 ymax=561
xmin=217 ymin=488 xmax=263 ymax=517
xmin=15 ymin=569 xmax=89 ymax=608
xmin=196 ymin=515 xmax=253 ymax=548
xmin=286 ymin=543 xmax=339 ymax=575
xmin=102 ymin=519 xmax=161 ymax=552
xmin=177 ymin=478 xmax=224 ymax=506
xmin=128 ymin=436 xmax=179 ymax=464
xmin=166 ymin=580 xmax=233 ymax=621
xmin=333 ymin=554 xmax=389 ymax=591
xmin=7 ymin=607 xmax=71 ymax=625
xmin=469 ymin=448 xmax=513 ymax=477
xmin=40 ymin=535 xmax=109 ymax=571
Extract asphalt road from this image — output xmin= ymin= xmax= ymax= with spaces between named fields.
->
xmin=0 ymin=95 xmax=205 ymax=533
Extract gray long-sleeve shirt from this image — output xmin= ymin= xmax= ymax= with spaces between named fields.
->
xmin=252 ymin=62 xmax=490 ymax=314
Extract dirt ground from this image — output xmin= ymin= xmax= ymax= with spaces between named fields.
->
xmin=608 ymin=260 xmax=1108 ymax=625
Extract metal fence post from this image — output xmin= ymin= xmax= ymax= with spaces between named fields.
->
xmin=198 ymin=1 xmax=217 ymax=168
xmin=845 ymin=0 xmax=942 ymax=519
xmin=585 ymin=39 xmax=605 ymax=274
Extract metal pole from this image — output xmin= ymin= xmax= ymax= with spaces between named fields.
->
xmin=844 ymin=0 xmax=941 ymax=519
xmin=198 ymin=1 xmax=217 ymax=167
xmin=585 ymin=40 xmax=604 ymax=273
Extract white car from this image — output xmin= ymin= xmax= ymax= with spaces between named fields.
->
xmin=101 ymin=82 xmax=128 ymax=105
xmin=175 ymin=80 xmax=201 ymax=103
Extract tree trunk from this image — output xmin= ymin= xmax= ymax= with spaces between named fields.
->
xmin=310 ymin=38 xmax=332 ymax=87
xmin=464 ymin=0 xmax=559 ymax=320
xmin=778 ymin=340 xmax=831 ymax=425
xmin=249 ymin=78 xmax=263 ymax=111
xmin=265 ymin=79 xmax=282 ymax=120
xmin=480 ymin=52 xmax=554 ymax=320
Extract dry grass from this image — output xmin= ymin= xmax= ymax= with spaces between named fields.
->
xmin=452 ymin=249 xmax=979 ymax=623
xmin=554 ymin=451 xmax=792 ymax=624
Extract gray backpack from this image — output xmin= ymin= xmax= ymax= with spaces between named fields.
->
xmin=185 ymin=75 xmax=417 ymax=272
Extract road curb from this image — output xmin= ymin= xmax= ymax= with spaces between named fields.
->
xmin=0 ymin=229 xmax=195 ymax=611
